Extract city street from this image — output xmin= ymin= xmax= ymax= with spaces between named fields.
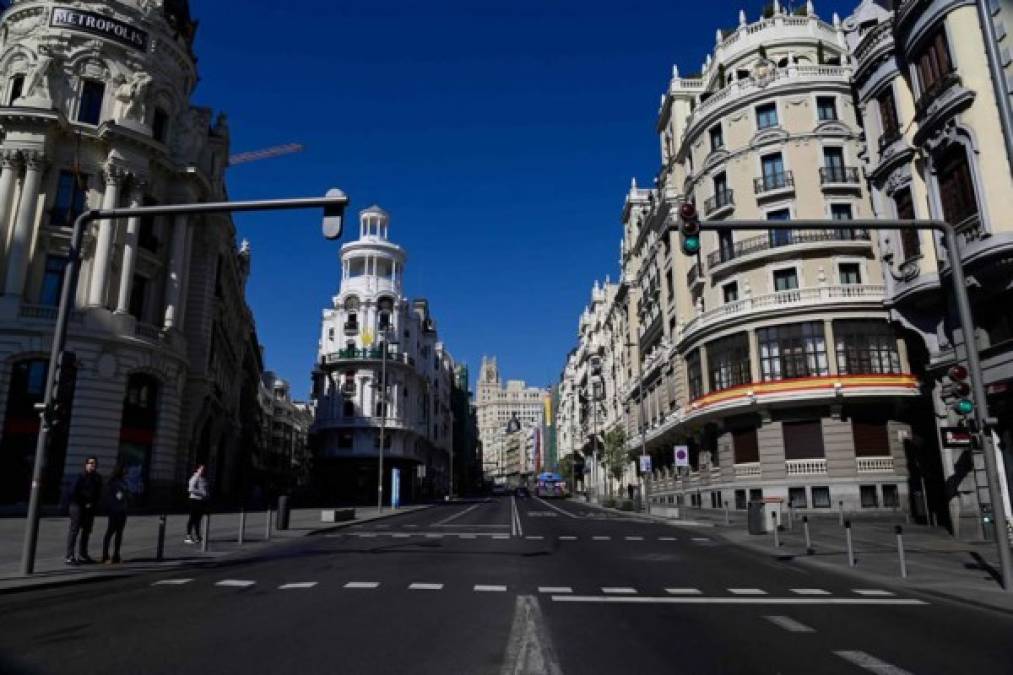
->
xmin=1 ymin=497 xmax=1011 ymax=674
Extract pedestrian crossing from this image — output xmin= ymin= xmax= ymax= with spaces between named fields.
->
xmin=328 ymin=531 xmax=708 ymax=543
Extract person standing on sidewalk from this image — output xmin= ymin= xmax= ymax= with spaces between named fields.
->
xmin=185 ymin=464 xmax=208 ymax=544
xmin=101 ymin=464 xmax=129 ymax=564
xmin=65 ymin=456 xmax=102 ymax=565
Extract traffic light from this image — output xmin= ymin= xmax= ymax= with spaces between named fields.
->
xmin=49 ymin=351 xmax=77 ymax=427
xmin=678 ymin=201 xmax=701 ymax=256
xmin=943 ymin=364 xmax=974 ymax=416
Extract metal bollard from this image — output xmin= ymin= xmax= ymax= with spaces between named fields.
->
xmin=787 ymin=504 xmax=794 ymax=532
xmin=838 ymin=500 xmax=845 ymax=527
xmin=803 ymin=515 xmax=813 ymax=555
xmin=772 ymin=511 xmax=780 ymax=548
xmin=238 ymin=508 xmax=246 ymax=545
xmin=201 ymin=513 xmax=211 ymax=553
xmin=845 ymin=520 xmax=855 ymax=567
xmin=155 ymin=513 xmax=166 ymax=561
xmin=896 ymin=525 xmax=908 ymax=578
xmin=265 ymin=506 xmax=273 ymax=541
xmin=724 ymin=501 xmax=730 ymax=526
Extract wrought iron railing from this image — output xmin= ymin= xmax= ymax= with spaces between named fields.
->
xmin=707 ymin=229 xmax=870 ymax=268
xmin=819 ymin=166 xmax=860 ymax=184
xmin=753 ymin=170 xmax=794 ymax=194
xmin=704 ymin=189 xmax=734 ymax=215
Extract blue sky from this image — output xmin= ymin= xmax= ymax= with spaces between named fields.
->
xmin=190 ymin=0 xmax=856 ymax=398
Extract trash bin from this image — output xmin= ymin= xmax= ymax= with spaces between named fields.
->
xmin=747 ymin=500 xmax=766 ymax=535
xmin=276 ymin=495 xmax=291 ymax=530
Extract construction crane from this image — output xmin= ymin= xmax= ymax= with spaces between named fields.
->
xmin=228 ymin=143 xmax=304 ymax=167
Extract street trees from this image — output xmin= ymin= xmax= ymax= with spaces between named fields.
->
xmin=602 ymin=426 xmax=628 ymax=498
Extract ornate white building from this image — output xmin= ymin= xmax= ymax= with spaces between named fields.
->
xmin=311 ymin=206 xmax=455 ymax=504
xmin=0 ymin=0 xmax=266 ymax=507
xmin=475 ymin=356 xmax=546 ymax=483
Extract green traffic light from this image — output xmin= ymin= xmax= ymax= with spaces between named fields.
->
xmin=682 ymin=236 xmax=700 ymax=255
xmin=953 ymin=399 xmax=974 ymax=415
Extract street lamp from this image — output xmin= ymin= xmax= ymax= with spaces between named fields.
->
xmin=20 ymin=190 xmax=349 ymax=576
xmin=375 ymin=325 xmax=395 ymax=514
xmin=625 ymin=340 xmax=649 ymax=511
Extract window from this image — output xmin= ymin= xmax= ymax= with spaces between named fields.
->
xmin=8 ymin=74 xmax=24 ymax=105
xmin=893 ymin=188 xmax=921 ymax=258
xmin=152 ymin=108 xmax=169 ymax=143
xmin=718 ymin=230 xmax=734 ymax=262
xmin=129 ymin=275 xmax=147 ymax=321
xmin=51 ymin=171 xmax=88 ymax=226
xmin=686 ymin=349 xmax=703 ymax=400
xmin=760 ymin=153 xmax=786 ymax=191
xmin=788 ymin=487 xmax=808 ymax=508
xmin=139 ymin=197 xmax=159 ymax=253
xmin=883 ymin=484 xmax=900 ymax=508
xmin=40 ymin=256 xmax=68 ymax=306
xmin=337 ymin=431 xmax=353 ymax=449
xmin=707 ymin=333 xmax=750 ymax=392
xmin=812 ymin=486 xmax=831 ymax=508
xmin=852 ymin=417 xmax=891 ymax=457
xmin=822 ymin=147 xmax=846 ymax=182
xmin=936 ymin=145 xmax=978 ymax=225
xmin=816 ymin=96 xmax=837 ymax=121
xmin=834 ymin=320 xmax=902 ymax=375
xmin=734 ymin=489 xmax=747 ymax=510
xmin=722 ymin=282 xmax=739 ymax=303
xmin=839 ymin=263 xmax=861 ymax=285
xmin=712 ymin=172 xmax=730 ymax=207
xmin=877 ymin=88 xmax=900 ymax=143
xmin=756 ymin=102 xmax=778 ymax=129
xmin=748 ymin=488 xmax=764 ymax=502
xmin=773 ymin=268 xmax=798 ymax=291
xmin=914 ymin=28 xmax=953 ymax=98
xmin=77 ymin=81 xmax=105 ymax=125
xmin=732 ymin=427 xmax=759 ymax=464
xmin=783 ymin=420 xmax=825 ymax=459
xmin=767 ymin=208 xmax=792 ymax=246
xmin=709 ymin=124 xmax=724 ymax=150
xmin=757 ymin=322 xmax=829 ymax=381
xmin=860 ymin=485 xmax=879 ymax=508
xmin=831 ymin=203 xmax=853 ymax=221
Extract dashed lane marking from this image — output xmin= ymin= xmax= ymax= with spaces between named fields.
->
xmin=691 ymin=537 xmax=711 ymax=542
xmin=559 ymin=536 xmax=577 ymax=541
xmin=392 ymin=533 xmax=411 ymax=538
xmin=625 ymin=536 xmax=644 ymax=541
xmin=344 ymin=582 xmax=380 ymax=589
xmin=474 ymin=585 xmax=508 ymax=592
xmin=602 ymin=587 xmax=638 ymax=595
xmin=493 ymin=534 xmax=510 ymax=540
xmin=551 ymin=596 xmax=928 ymax=606
xmin=404 ymin=524 xmax=419 ymax=528
xmin=279 ymin=582 xmax=318 ymax=590
xmin=791 ymin=588 xmax=831 ymax=596
xmin=728 ymin=588 xmax=767 ymax=595
xmin=592 ymin=536 xmax=611 ymax=541
xmin=764 ymin=615 xmax=816 ymax=633
xmin=425 ymin=533 xmax=444 ymax=538
xmin=658 ymin=536 xmax=677 ymax=541
xmin=834 ymin=650 xmax=913 ymax=675
xmin=526 ymin=536 xmax=544 ymax=540
xmin=538 ymin=587 xmax=573 ymax=594
xmin=215 ymin=580 xmax=256 ymax=588
xmin=665 ymin=588 xmax=702 ymax=595
xmin=853 ymin=589 xmax=894 ymax=596
xmin=152 ymin=579 xmax=192 ymax=586
xmin=460 ymin=534 xmax=477 ymax=539
xmin=409 ymin=583 xmax=444 ymax=591
xmin=357 ymin=533 xmax=377 ymax=538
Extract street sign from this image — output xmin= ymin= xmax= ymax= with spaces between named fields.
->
xmin=639 ymin=455 xmax=652 ymax=473
xmin=942 ymin=427 xmax=973 ymax=449
xmin=674 ymin=445 xmax=689 ymax=467
xmin=391 ymin=468 xmax=400 ymax=509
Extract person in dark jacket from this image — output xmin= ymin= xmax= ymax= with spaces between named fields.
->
xmin=184 ymin=464 xmax=209 ymax=544
xmin=102 ymin=464 xmax=129 ymax=564
xmin=65 ymin=456 xmax=102 ymax=565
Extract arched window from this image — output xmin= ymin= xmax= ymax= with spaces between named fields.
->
xmin=118 ymin=374 xmax=159 ymax=501
xmin=1 ymin=359 xmax=50 ymax=504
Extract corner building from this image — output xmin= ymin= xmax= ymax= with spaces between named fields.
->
xmin=0 ymin=0 xmax=265 ymax=507
xmin=634 ymin=5 xmax=921 ymax=514
xmin=311 ymin=207 xmax=455 ymax=504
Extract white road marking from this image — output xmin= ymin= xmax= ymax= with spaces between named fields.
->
xmin=592 ymin=536 xmax=611 ymax=541
xmin=435 ymin=501 xmax=483 ymax=526
xmin=728 ymin=588 xmax=767 ymax=595
xmin=533 ymin=497 xmax=579 ymax=518
xmin=834 ymin=650 xmax=913 ymax=674
xmin=526 ymin=535 xmax=544 ymax=540
xmin=665 ymin=588 xmax=702 ymax=595
xmin=658 ymin=536 xmax=677 ymax=541
xmin=344 ymin=581 xmax=380 ymax=589
xmin=551 ymin=596 xmax=928 ymax=606
xmin=559 ymin=536 xmax=577 ymax=541
xmin=460 ymin=534 xmax=477 ymax=539
xmin=215 ymin=580 xmax=256 ymax=588
xmin=279 ymin=582 xmax=318 ymax=590
xmin=152 ymin=579 xmax=192 ymax=586
xmin=625 ymin=536 xmax=644 ymax=541
xmin=409 ymin=583 xmax=444 ymax=590
xmin=602 ymin=587 xmax=638 ymax=594
xmin=493 ymin=534 xmax=510 ymax=539
xmin=791 ymin=588 xmax=831 ymax=596
xmin=357 ymin=533 xmax=377 ymax=538
xmin=691 ymin=537 xmax=711 ymax=542
xmin=425 ymin=533 xmax=444 ymax=538
xmin=392 ymin=533 xmax=411 ymax=538
xmin=511 ymin=496 xmax=525 ymax=537
xmin=474 ymin=585 xmax=508 ymax=592
xmin=764 ymin=615 xmax=815 ymax=633
xmin=501 ymin=595 xmax=563 ymax=675
xmin=853 ymin=589 xmax=894 ymax=596
xmin=538 ymin=587 xmax=573 ymax=594
xmin=404 ymin=524 xmax=419 ymax=528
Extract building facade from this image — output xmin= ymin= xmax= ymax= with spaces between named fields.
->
xmin=256 ymin=372 xmax=313 ymax=498
xmin=310 ymin=206 xmax=455 ymax=504
xmin=0 ymin=0 xmax=266 ymax=508
xmin=475 ymin=355 xmax=547 ymax=484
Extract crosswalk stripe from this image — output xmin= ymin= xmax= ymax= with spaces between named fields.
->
xmin=853 ymin=589 xmax=894 ymax=596
xmin=625 ymin=536 xmax=644 ymax=541
xmin=559 ymin=536 xmax=577 ymax=541
xmin=538 ymin=586 xmax=573 ymax=594
xmin=525 ymin=535 xmax=544 ymax=540
xmin=764 ymin=615 xmax=815 ymax=633
xmin=152 ymin=579 xmax=192 ymax=586
xmin=592 ymin=536 xmax=611 ymax=541
xmin=215 ymin=580 xmax=256 ymax=588
xmin=602 ymin=587 xmax=637 ymax=594
xmin=728 ymin=588 xmax=766 ymax=595
xmin=665 ymin=588 xmax=702 ymax=595
xmin=279 ymin=582 xmax=318 ymax=590
xmin=834 ymin=650 xmax=912 ymax=674
xmin=344 ymin=582 xmax=380 ymax=589
xmin=409 ymin=583 xmax=444 ymax=590
xmin=790 ymin=588 xmax=831 ymax=596
xmin=658 ymin=536 xmax=677 ymax=541
xmin=474 ymin=585 xmax=508 ymax=592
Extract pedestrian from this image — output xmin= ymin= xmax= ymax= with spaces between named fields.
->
xmin=102 ymin=464 xmax=129 ymax=564
xmin=627 ymin=483 xmax=635 ymax=500
xmin=185 ymin=464 xmax=208 ymax=544
xmin=65 ymin=456 xmax=102 ymax=565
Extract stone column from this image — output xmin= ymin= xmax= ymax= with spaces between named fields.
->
xmin=0 ymin=151 xmax=22 ymax=259
xmin=163 ymin=213 xmax=189 ymax=329
xmin=4 ymin=151 xmax=45 ymax=298
xmin=115 ymin=183 xmax=145 ymax=315
xmin=824 ymin=319 xmax=837 ymax=376
xmin=87 ymin=167 xmax=124 ymax=307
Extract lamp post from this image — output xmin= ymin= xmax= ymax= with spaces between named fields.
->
xmin=376 ymin=326 xmax=394 ymax=514
xmin=19 ymin=191 xmax=349 ymax=576
xmin=625 ymin=340 xmax=648 ymax=511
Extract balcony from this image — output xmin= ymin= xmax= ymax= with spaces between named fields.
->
xmin=135 ymin=323 xmax=162 ymax=341
xmin=734 ymin=462 xmax=760 ymax=479
xmin=856 ymin=456 xmax=895 ymax=473
xmin=703 ymin=189 xmax=734 ymax=218
xmin=915 ymin=71 xmax=960 ymax=119
xmin=707 ymin=229 xmax=871 ymax=269
xmin=753 ymin=171 xmax=794 ymax=198
xmin=786 ymin=458 xmax=827 ymax=476
xmin=323 ymin=348 xmax=415 ymax=367
xmin=819 ymin=166 xmax=861 ymax=187
xmin=343 ymin=322 xmax=359 ymax=335
xmin=686 ymin=261 xmax=704 ymax=290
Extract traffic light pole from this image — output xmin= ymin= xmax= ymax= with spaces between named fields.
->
xmin=687 ymin=217 xmax=1012 ymax=591
xmin=20 ymin=193 xmax=349 ymax=576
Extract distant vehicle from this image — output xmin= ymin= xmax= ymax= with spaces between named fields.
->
xmin=534 ymin=472 xmax=568 ymax=499
xmin=491 ymin=484 xmax=508 ymax=496
xmin=515 ymin=486 xmax=529 ymax=498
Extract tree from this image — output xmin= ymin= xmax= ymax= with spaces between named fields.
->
xmin=602 ymin=427 xmax=628 ymax=497
xmin=557 ymin=453 xmax=581 ymax=491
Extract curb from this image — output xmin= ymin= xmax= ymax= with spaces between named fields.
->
xmin=569 ymin=499 xmax=716 ymax=527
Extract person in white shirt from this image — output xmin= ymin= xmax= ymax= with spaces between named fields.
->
xmin=184 ymin=464 xmax=208 ymax=544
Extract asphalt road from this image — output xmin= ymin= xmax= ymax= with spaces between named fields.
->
xmin=1 ymin=496 xmax=1011 ymax=674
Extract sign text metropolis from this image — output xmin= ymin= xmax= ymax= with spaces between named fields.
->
xmin=50 ymin=7 xmax=148 ymax=51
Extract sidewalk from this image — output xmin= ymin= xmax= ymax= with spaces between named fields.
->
xmin=0 ymin=505 xmax=426 ymax=594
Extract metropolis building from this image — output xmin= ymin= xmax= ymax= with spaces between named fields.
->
xmin=310 ymin=206 xmax=456 ymax=504
xmin=0 ymin=0 xmax=267 ymax=507
xmin=475 ymin=355 xmax=547 ymax=484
